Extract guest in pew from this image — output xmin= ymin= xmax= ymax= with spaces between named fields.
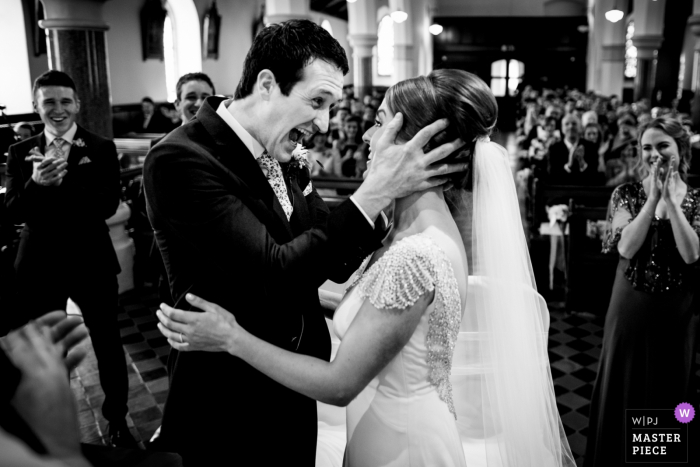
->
xmin=13 ymin=122 xmax=36 ymax=142
xmin=332 ymin=115 xmax=363 ymax=178
xmin=583 ymin=122 xmax=607 ymax=173
xmin=158 ymin=103 xmax=180 ymax=130
xmin=546 ymin=114 xmax=603 ymax=185
xmin=5 ymin=70 xmax=135 ymax=448
xmin=585 ymin=117 xmax=700 ymax=466
xmin=604 ymin=140 xmax=642 ymax=187
xmin=307 ymin=132 xmax=337 ymax=177
xmin=131 ymin=98 xmax=171 ymax=134
xmin=604 ymin=113 xmax=637 ymax=163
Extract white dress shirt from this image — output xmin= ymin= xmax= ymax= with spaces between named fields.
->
xmin=44 ymin=122 xmax=77 ymax=160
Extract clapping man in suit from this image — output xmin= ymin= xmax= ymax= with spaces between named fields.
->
xmin=5 ymin=70 xmax=135 ymax=447
xmin=547 ymin=113 xmax=603 ymax=185
xmin=144 ymin=20 xmax=465 ymax=465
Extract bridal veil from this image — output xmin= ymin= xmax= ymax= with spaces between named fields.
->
xmin=448 ymin=138 xmax=576 ymax=467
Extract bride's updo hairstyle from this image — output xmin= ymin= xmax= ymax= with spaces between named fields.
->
xmin=384 ymin=69 xmax=498 ymax=191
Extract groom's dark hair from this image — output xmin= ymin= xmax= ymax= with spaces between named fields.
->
xmin=234 ymin=19 xmax=349 ymax=100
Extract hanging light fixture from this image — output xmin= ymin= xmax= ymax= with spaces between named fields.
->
xmin=391 ymin=10 xmax=408 ymax=23
xmin=429 ymin=23 xmax=443 ymax=35
xmin=605 ymin=2 xmax=624 ymax=23
xmin=389 ymin=0 xmax=408 ymax=23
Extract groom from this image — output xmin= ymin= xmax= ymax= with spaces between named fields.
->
xmin=144 ymin=20 xmax=464 ymax=465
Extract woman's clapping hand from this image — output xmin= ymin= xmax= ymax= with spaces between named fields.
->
xmin=660 ymin=156 xmax=683 ymax=206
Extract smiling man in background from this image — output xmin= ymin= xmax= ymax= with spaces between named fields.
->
xmin=4 ymin=70 xmax=134 ymax=448
xmin=174 ymin=72 xmax=215 ymax=124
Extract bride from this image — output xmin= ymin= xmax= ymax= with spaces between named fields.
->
xmin=157 ymin=69 xmax=575 ymax=467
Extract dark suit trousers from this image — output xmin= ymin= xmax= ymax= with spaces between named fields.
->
xmin=13 ymin=238 xmax=129 ymax=424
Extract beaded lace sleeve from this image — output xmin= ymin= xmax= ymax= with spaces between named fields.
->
xmin=602 ymin=183 xmax=635 ymax=253
xmin=356 ymin=233 xmax=462 ymax=418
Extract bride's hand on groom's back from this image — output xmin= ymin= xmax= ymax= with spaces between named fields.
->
xmin=353 ymin=113 xmax=468 ymax=220
xmin=156 ymin=294 xmax=241 ymax=354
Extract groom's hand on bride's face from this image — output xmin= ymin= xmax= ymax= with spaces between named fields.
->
xmin=354 ymin=113 xmax=468 ymax=220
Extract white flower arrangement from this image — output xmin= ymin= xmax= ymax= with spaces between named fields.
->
xmin=516 ymin=167 xmax=532 ymax=185
xmin=73 ymin=138 xmax=86 ymax=148
xmin=546 ymin=204 xmax=569 ymax=227
xmin=291 ymin=143 xmax=311 ymax=171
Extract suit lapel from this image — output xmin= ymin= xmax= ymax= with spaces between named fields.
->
xmin=196 ymin=97 xmax=294 ymax=239
xmin=288 ymin=176 xmax=311 ymax=234
xmin=66 ymin=126 xmax=87 ymax=167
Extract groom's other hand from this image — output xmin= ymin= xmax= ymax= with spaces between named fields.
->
xmin=352 ymin=113 xmax=467 ymax=221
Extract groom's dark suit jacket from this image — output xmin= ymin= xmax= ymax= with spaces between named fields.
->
xmin=144 ymin=96 xmax=383 ymax=465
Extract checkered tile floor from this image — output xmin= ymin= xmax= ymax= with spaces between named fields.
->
xmin=71 ymin=288 xmax=167 ymax=447
xmin=72 ymin=287 xmax=699 ymax=466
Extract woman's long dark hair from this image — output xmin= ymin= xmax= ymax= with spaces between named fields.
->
xmin=384 ymin=69 xmax=498 ymax=191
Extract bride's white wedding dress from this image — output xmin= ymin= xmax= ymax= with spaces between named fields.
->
xmin=317 ymin=233 xmax=468 ymax=467
xmin=316 ymin=139 xmax=575 ymax=467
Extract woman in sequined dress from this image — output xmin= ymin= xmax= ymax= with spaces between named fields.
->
xmin=156 ymin=70 xmax=574 ymax=467
xmin=585 ymin=117 xmax=700 ymax=467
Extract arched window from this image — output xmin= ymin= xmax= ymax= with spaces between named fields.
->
xmin=625 ymin=20 xmax=637 ymax=79
xmin=490 ymin=59 xmax=524 ymax=97
xmin=0 ymin=0 xmax=33 ymax=113
xmin=163 ymin=15 xmax=177 ymax=102
xmin=321 ymin=19 xmax=333 ymax=37
xmin=163 ymin=0 xmax=202 ymax=102
xmin=377 ymin=15 xmax=394 ymax=77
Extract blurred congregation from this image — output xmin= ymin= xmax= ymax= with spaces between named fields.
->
xmin=1 ymin=0 xmax=700 ymax=467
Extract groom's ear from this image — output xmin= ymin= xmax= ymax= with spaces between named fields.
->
xmin=256 ymin=70 xmax=277 ymax=102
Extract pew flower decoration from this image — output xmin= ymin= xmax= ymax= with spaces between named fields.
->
xmin=586 ymin=219 xmax=608 ymax=241
xmin=516 ymin=167 xmax=532 ymax=188
xmin=547 ymin=204 xmax=569 ymax=228
xmin=291 ymin=143 xmax=312 ymax=171
xmin=528 ymin=139 xmax=547 ymax=160
xmin=73 ymin=138 xmax=86 ymax=148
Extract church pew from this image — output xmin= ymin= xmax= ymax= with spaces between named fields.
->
xmin=564 ymin=203 xmax=617 ymax=316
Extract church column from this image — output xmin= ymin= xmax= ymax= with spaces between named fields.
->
xmin=392 ymin=0 xmax=413 ymax=83
xmin=265 ymin=0 xmax=310 ymax=25
xmin=40 ymin=0 xmax=113 ymax=138
xmin=687 ymin=0 xmax=700 ymax=126
xmin=347 ymin=35 xmax=376 ymax=100
xmin=600 ymin=45 xmax=626 ymax=97
xmin=347 ymin=0 xmax=378 ymax=100
xmin=632 ymin=0 xmax=666 ymax=102
xmin=632 ymin=35 xmax=663 ymax=102
xmin=592 ymin=0 xmax=626 ymax=97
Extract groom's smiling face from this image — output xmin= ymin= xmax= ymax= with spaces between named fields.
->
xmin=260 ymin=59 xmax=343 ymax=163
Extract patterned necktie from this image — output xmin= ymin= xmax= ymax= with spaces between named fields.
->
xmin=53 ymin=138 xmax=66 ymax=160
xmin=258 ymin=152 xmax=293 ymax=220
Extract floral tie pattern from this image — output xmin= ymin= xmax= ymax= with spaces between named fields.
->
xmin=258 ymin=152 xmax=293 ymax=220
xmin=53 ymin=138 xmax=66 ymax=159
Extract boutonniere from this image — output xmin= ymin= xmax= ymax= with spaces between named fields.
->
xmin=546 ymin=204 xmax=569 ymax=227
xmin=73 ymin=138 xmax=87 ymax=148
xmin=291 ymin=143 xmax=312 ymax=171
